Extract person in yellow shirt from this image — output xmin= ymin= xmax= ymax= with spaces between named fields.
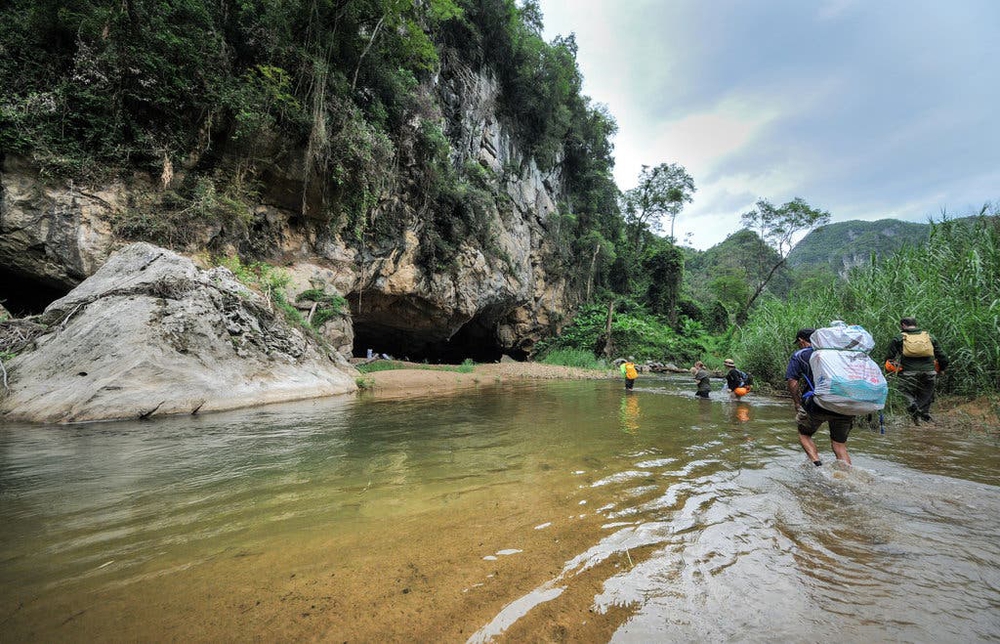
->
xmin=620 ymin=357 xmax=638 ymax=390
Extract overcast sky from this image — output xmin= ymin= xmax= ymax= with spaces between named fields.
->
xmin=538 ymin=0 xmax=1000 ymax=250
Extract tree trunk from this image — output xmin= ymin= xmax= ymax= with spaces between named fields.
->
xmin=602 ymin=300 xmax=615 ymax=359
xmin=737 ymin=258 xmax=787 ymax=325
xmin=586 ymin=242 xmax=600 ymax=301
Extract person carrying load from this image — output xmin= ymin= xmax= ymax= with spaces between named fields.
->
xmin=884 ymin=316 xmax=949 ymax=424
xmin=723 ymin=358 xmax=753 ymax=398
xmin=620 ymin=357 xmax=638 ymax=391
xmin=786 ymin=323 xmax=887 ymax=467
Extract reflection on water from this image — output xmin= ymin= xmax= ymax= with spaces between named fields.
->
xmin=619 ymin=393 xmax=641 ymax=434
xmin=1 ymin=375 xmax=997 ymax=642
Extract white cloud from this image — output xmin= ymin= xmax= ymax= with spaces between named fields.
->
xmin=539 ymin=0 xmax=1000 ymax=249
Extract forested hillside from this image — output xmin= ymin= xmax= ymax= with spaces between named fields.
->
xmin=787 ymin=219 xmax=930 ymax=272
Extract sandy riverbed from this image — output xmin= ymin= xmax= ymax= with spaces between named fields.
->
xmin=356 ymin=360 xmax=619 ymax=398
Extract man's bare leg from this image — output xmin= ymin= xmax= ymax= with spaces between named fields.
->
xmin=798 ymin=433 xmax=821 ymax=463
xmin=831 ymin=440 xmax=851 ymax=465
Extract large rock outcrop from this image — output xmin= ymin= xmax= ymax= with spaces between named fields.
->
xmin=0 ymin=61 xmax=579 ymax=362
xmin=0 ymin=243 xmax=356 ymax=424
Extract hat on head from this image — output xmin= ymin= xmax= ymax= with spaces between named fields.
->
xmin=724 ymin=359 xmax=736 ymax=367
xmin=796 ymin=328 xmax=815 ymax=342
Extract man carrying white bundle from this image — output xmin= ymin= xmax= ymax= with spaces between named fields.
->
xmin=785 ymin=328 xmax=854 ymax=467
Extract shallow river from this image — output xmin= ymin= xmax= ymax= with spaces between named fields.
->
xmin=1 ymin=375 xmax=998 ymax=642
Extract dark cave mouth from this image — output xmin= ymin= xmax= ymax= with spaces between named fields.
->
xmin=352 ymin=320 xmax=526 ymax=364
xmin=347 ymin=292 xmax=529 ymax=364
xmin=0 ymin=267 xmax=73 ymax=317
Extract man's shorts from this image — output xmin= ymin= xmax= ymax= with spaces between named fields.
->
xmin=798 ymin=401 xmax=853 ymax=443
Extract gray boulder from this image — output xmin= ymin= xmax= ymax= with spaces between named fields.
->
xmin=0 ymin=243 xmax=356 ymax=423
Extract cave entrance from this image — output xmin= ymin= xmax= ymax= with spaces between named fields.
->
xmin=349 ymin=294 xmax=526 ymax=364
xmin=352 ymin=319 xmax=517 ymax=363
xmin=0 ymin=266 xmax=72 ymax=317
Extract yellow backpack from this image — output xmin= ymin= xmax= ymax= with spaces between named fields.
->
xmin=624 ymin=362 xmax=638 ymax=379
xmin=902 ymin=331 xmax=934 ymax=357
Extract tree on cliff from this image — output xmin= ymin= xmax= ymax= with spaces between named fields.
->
xmin=736 ymin=197 xmax=830 ymax=324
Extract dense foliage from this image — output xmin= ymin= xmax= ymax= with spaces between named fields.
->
xmin=533 ymin=300 xmax=718 ymax=367
xmin=735 ymin=213 xmax=1000 ymax=400
xmin=0 ymin=0 xmax=622 ymax=285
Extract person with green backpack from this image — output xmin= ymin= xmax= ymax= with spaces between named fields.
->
xmin=885 ymin=316 xmax=949 ymax=423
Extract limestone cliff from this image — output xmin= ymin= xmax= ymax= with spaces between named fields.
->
xmin=0 ymin=62 xmax=577 ymax=363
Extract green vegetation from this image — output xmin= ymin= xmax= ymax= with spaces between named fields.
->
xmin=787 ymin=219 xmax=931 ymax=271
xmin=357 ymin=359 xmax=476 ymax=374
xmin=620 ymin=162 xmax=695 ymax=244
xmin=534 ymin=301 xmax=718 ymax=367
xmin=736 ymin=213 xmax=1000 ymax=399
xmin=212 ymin=255 xmax=309 ymax=330
xmin=735 ymin=198 xmax=830 ymax=324
xmin=295 ymin=289 xmax=347 ymax=328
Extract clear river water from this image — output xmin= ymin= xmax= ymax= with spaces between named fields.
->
xmin=1 ymin=374 xmax=998 ymax=642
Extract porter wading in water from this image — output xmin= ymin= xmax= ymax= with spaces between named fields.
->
xmin=785 ymin=328 xmax=855 ymax=466
xmin=723 ymin=358 xmax=752 ymax=398
xmin=620 ymin=357 xmax=638 ymax=391
xmin=884 ymin=316 xmax=949 ymax=424
xmin=692 ymin=361 xmax=711 ymax=399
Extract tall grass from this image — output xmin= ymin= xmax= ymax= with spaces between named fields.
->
xmin=738 ymin=213 xmax=1000 ymax=397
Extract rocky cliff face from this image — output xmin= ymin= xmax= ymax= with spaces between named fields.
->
xmin=0 ymin=62 xmax=576 ymax=363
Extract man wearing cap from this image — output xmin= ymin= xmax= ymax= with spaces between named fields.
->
xmin=785 ymin=328 xmax=854 ymax=466
xmin=884 ymin=316 xmax=949 ymax=423
xmin=723 ymin=358 xmax=751 ymax=398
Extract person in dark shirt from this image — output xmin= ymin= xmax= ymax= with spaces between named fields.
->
xmin=785 ymin=328 xmax=854 ymax=466
xmin=885 ymin=316 xmax=949 ymax=423
xmin=723 ymin=358 xmax=751 ymax=397
xmin=692 ymin=361 xmax=711 ymax=398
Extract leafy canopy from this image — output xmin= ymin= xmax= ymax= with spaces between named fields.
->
xmin=621 ymin=162 xmax=696 ymax=244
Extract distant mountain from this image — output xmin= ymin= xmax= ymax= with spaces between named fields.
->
xmin=787 ymin=219 xmax=930 ymax=272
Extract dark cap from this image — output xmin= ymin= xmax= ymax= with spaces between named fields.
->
xmin=796 ymin=328 xmax=815 ymax=342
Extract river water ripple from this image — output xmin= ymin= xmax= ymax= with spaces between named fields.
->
xmin=1 ymin=375 xmax=997 ymax=642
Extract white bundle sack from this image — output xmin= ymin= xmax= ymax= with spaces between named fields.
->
xmin=810 ymin=320 xmax=876 ymax=353
xmin=808 ymin=349 xmax=888 ymax=415
xmin=807 ymin=321 xmax=887 ymax=415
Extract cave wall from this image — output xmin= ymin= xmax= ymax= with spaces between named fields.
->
xmin=0 ymin=61 xmax=578 ymax=362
